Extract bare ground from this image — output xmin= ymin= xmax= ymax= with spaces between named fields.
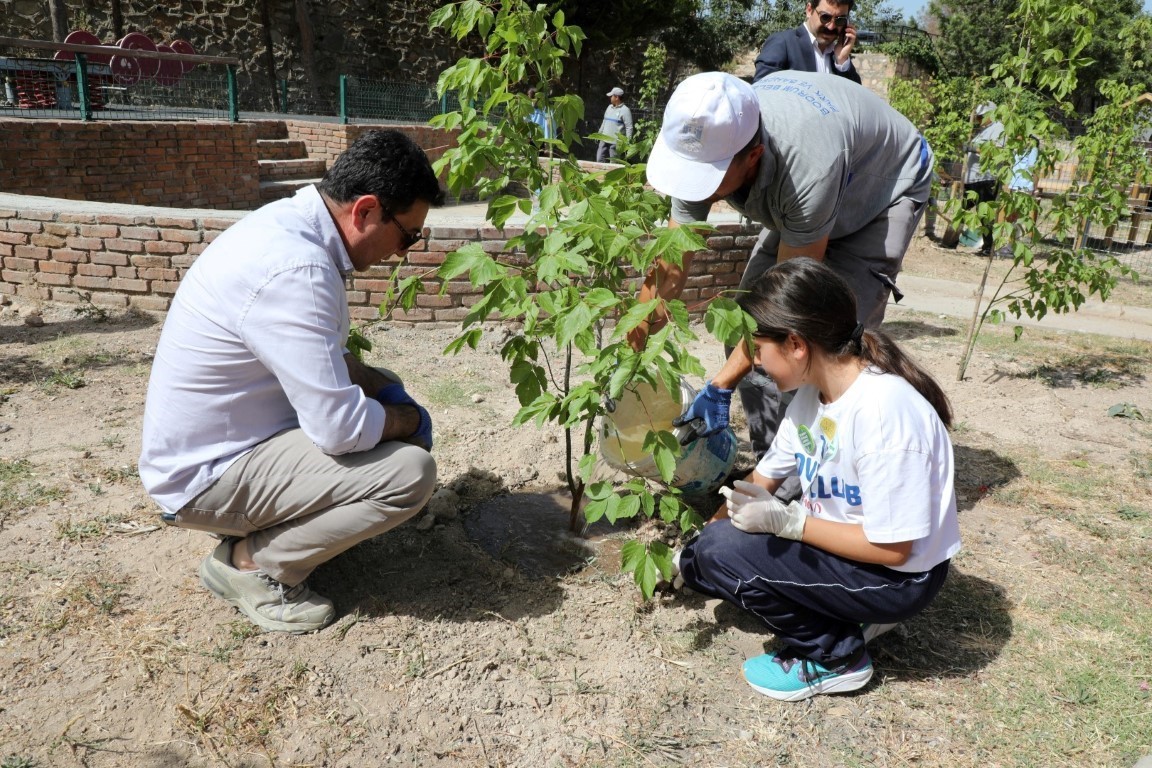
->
xmin=1 ymin=234 xmax=1150 ymax=767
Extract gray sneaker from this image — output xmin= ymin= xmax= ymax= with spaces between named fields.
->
xmin=198 ymin=538 xmax=335 ymax=633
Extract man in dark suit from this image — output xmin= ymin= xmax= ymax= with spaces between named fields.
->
xmin=753 ymin=0 xmax=861 ymax=84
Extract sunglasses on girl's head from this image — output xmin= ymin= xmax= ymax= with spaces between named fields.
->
xmin=817 ymin=11 xmax=849 ymax=27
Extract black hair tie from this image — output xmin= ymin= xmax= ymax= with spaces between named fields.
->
xmin=850 ymin=323 xmax=864 ymax=343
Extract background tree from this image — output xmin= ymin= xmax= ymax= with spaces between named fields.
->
xmin=914 ymin=0 xmax=1151 ymax=380
xmin=927 ymin=0 xmax=1152 ymax=113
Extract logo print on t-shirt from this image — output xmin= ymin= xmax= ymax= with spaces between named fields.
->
xmin=818 ymin=416 xmax=839 ymax=461
xmin=797 ymin=425 xmax=817 ymax=454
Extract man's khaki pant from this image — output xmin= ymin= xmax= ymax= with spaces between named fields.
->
xmin=172 ymin=428 xmax=436 ymax=586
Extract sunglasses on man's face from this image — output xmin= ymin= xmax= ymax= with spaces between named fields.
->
xmin=392 ymin=217 xmax=424 ymax=250
xmin=816 ymin=11 xmax=849 ymax=27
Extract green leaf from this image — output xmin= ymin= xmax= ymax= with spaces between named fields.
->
xmin=555 ymin=303 xmax=594 ymax=351
xmin=583 ymin=287 xmax=619 ymax=311
xmin=614 ymin=299 xmax=658 ymax=340
xmin=658 ymin=494 xmax=681 ymax=524
xmin=578 ymin=452 xmax=599 ymax=482
xmin=705 ymin=296 xmax=753 ymax=348
xmin=644 ymin=429 xmax=680 ymax=484
xmin=444 ymin=327 xmax=483 ymax=355
xmin=440 ymin=244 xmax=507 ymax=285
xmin=621 ymin=540 xmax=662 ymax=600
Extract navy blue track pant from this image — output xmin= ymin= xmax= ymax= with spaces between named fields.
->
xmin=680 ymin=519 xmax=950 ymax=665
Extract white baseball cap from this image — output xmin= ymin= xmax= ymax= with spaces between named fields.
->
xmin=646 ymin=72 xmax=761 ymax=202
xmin=607 ymin=87 xmax=624 ymax=97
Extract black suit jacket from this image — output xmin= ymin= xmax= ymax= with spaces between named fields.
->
xmin=753 ymin=25 xmax=861 ymax=84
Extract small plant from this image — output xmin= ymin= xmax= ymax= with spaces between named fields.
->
xmin=1107 ymin=403 xmax=1144 ymax=420
xmin=205 ymin=619 xmax=261 ymax=661
xmin=101 ymin=433 xmax=125 ymax=449
xmin=420 ymin=0 xmax=752 ymax=598
xmin=939 ymin=1 xmax=1150 ymax=380
xmin=44 ymin=369 xmax=84 ymax=390
xmin=101 ymin=465 xmax=138 ymax=484
xmin=1116 ymin=505 xmax=1148 ymax=521
xmin=2 ymin=755 xmax=36 ymax=768
xmin=63 ymin=289 xmax=109 ymax=322
xmin=617 ymin=42 xmax=667 ymax=162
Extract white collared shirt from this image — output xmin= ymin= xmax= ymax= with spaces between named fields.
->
xmin=139 ymin=185 xmax=387 ymax=513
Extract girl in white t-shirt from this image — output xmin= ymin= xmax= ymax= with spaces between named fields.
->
xmin=677 ymin=257 xmax=960 ymax=702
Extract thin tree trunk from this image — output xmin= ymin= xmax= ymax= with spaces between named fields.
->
xmin=259 ymin=0 xmax=280 ymax=111
xmin=957 ymin=252 xmax=994 ymax=381
xmin=47 ymin=0 xmax=69 ymax=42
xmin=111 ymin=0 xmax=123 ymax=39
xmin=294 ymin=0 xmax=319 ymax=106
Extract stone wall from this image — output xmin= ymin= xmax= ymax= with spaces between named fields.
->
xmin=0 ymin=195 xmax=759 ymax=323
xmin=0 ymin=2 xmax=652 ymax=160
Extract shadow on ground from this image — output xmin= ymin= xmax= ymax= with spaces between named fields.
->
xmin=314 ymin=484 xmax=643 ymax=626
xmin=953 ymin=442 xmax=1021 ymax=510
xmin=684 ymin=567 xmax=1011 ymax=686
xmin=881 ymin=318 xmax=961 ymax=342
xmin=313 ymin=518 xmax=568 ymax=625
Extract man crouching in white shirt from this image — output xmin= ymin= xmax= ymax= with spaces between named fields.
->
xmin=139 ymin=129 xmax=445 ymax=633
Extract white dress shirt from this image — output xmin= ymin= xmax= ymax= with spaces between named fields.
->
xmin=139 ymin=185 xmax=387 ymax=514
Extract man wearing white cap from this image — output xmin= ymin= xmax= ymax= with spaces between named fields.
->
xmin=636 ymin=70 xmax=933 ymax=468
xmin=596 ymin=86 xmax=633 ymax=163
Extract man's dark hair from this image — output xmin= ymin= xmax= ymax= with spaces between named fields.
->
xmin=318 ymin=129 xmax=446 ymax=213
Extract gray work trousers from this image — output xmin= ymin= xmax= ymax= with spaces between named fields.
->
xmin=171 ymin=428 xmax=436 ymax=586
xmin=733 ymin=197 xmax=925 ymax=468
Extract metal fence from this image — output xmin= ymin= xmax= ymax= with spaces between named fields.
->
xmin=931 ymin=168 xmax=1152 ymax=278
xmin=0 ymin=35 xmax=239 ymax=122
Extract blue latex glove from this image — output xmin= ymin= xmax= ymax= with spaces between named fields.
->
xmin=411 ymin=404 xmax=434 ymax=451
xmin=672 ymin=381 xmax=732 ymax=445
xmin=377 ymin=384 xmax=432 ymax=451
xmin=376 ymin=382 xmax=416 ymax=407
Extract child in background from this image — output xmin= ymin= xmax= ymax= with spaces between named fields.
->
xmin=677 ymin=257 xmax=961 ymax=701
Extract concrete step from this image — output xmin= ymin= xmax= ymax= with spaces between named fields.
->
xmin=256 ymin=138 xmax=308 ymax=161
xmin=259 ymin=178 xmax=321 ymax=203
xmin=248 ymin=120 xmax=289 ymax=141
xmin=258 ymin=158 xmax=328 ymax=182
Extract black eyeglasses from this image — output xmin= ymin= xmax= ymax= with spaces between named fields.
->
xmin=817 ymin=11 xmax=849 ymax=27
xmin=391 ymin=217 xmax=424 ymax=250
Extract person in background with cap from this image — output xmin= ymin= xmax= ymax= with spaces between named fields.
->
xmin=753 ymin=0 xmax=862 ymax=84
xmin=632 ymin=71 xmax=933 ymax=482
xmin=963 ymin=102 xmax=1005 ymax=254
xmin=595 ymin=86 xmax=634 ymax=163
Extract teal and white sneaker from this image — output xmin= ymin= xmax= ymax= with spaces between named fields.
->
xmin=862 ymin=622 xmax=899 ymax=643
xmin=742 ymin=649 xmax=873 ymax=701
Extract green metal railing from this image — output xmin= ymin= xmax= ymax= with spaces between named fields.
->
xmin=0 ymin=36 xmax=240 ymax=122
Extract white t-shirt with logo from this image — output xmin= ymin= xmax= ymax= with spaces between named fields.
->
xmin=755 ymin=368 xmax=961 ymax=573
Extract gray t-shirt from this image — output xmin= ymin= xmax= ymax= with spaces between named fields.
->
xmin=672 ymin=71 xmax=932 ymax=246
xmin=598 ymin=103 xmax=634 ymax=143
xmin=965 ymin=121 xmax=1005 ymax=184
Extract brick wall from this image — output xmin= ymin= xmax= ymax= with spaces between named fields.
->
xmin=282 ymin=122 xmax=457 ymax=169
xmin=0 ymin=119 xmax=264 ymax=211
xmin=0 ymin=197 xmax=758 ymax=322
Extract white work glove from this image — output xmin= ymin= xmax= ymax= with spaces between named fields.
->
xmin=719 ymin=480 xmax=807 ymax=540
